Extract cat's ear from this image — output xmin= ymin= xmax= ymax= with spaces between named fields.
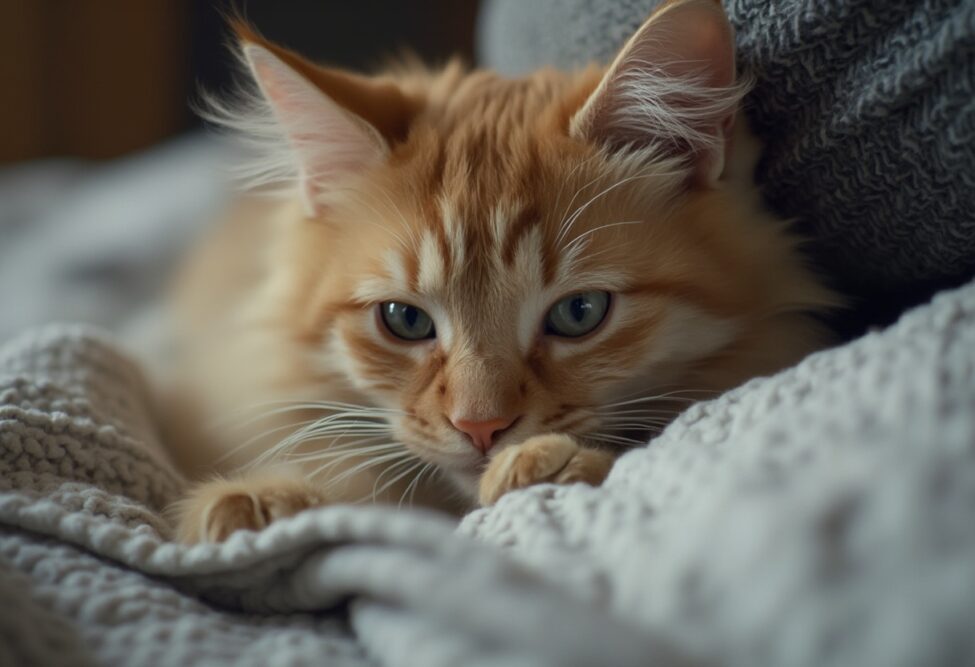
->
xmin=232 ymin=26 xmax=416 ymax=215
xmin=240 ymin=44 xmax=385 ymax=215
xmin=570 ymin=0 xmax=746 ymax=186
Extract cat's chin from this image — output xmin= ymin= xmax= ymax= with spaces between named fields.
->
xmin=438 ymin=467 xmax=481 ymax=500
xmin=400 ymin=442 xmax=484 ymax=499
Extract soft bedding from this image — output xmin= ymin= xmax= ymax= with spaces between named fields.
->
xmin=0 ymin=135 xmax=229 ymax=345
xmin=1 ymin=275 xmax=974 ymax=666
xmin=2 ymin=0 xmax=974 ymax=664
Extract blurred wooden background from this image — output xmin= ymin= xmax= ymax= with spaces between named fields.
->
xmin=0 ymin=0 xmax=479 ymax=164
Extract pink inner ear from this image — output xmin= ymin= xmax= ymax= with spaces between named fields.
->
xmin=243 ymin=44 xmax=387 ymax=214
xmin=572 ymin=0 xmax=744 ymax=185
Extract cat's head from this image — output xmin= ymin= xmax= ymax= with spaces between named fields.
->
xmin=214 ymin=0 xmax=836 ymax=496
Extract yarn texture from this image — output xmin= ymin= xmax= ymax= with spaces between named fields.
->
xmin=1 ymin=276 xmax=973 ymax=665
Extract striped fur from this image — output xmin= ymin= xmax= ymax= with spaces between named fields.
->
xmin=167 ymin=1 xmax=840 ymax=541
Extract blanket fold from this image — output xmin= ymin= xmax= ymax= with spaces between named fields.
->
xmin=1 ymin=277 xmax=975 ymax=666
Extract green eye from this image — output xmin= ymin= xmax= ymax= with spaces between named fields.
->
xmin=545 ymin=291 xmax=611 ymax=338
xmin=380 ymin=302 xmax=435 ymax=341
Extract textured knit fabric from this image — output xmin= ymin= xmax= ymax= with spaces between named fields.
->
xmin=479 ymin=0 xmax=975 ymax=325
xmin=1 ymin=274 xmax=974 ymax=665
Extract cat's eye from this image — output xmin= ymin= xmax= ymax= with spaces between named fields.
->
xmin=545 ymin=291 xmax=611 ymax=338
xmin=379 ymin=302 xmax=436 ymax=341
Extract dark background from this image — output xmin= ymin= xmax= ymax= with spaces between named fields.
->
xmin=0 ymin=0 xmax=480 ymax=164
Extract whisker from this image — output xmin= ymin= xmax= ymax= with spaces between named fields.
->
xmin=557 ymin=170 xmax=656 ymax=246
xmin=605 ymin=384 xmax=718 ymax=402
xmin=597 ymin=408 xmax=685 ymax=417
xmin=598 ymin=420 xmax=673 ymax=430
xmin=330 ymin=186 xmax=413 ymax=251
xmin=249 ymin=435 xmax=384 ymax=465
xmin=600 ymin=425 xmax=674 ymax=435
xmin=210 ymin=399 xmax=403 ymax=430
xmin=407 ymin=462 xmax=436 ymax=507
xmin=317 ymin=449 xmax=411 ymax=489
xmin=285 ymin=428 xmax=394 ymax=458
xmin=288 ymin=424 xmax=392 ymax=438
xmin=250 ymin=420 xmax=390 ymax=468
xmin=216 ymin=417 xmax=322 ymax=464
xmin=374 ymin=187 xmax=421 ymax=249
xmin=599 ymin=392 xmax=715 ymax=410
xmin=308 ymin=444 xmax=403 ymax=470
xmin=566 ymin=219 xmax=645 ymax=253
xmin=255 ymin=411 xmax=392 ymax=453
xmin=592 ymin=432 xmax=658 ymax=447
xmin=597 ymin=420 xmax=678 ymax=430
xmin=287 ymin=441 xmax=403 ymax=464
xmin=556 ymin=163 xmax=629 ymax=245
xmin=555 ymin=154 xmax=605 ymax=240
xmin=399 ymin=460 xmax=433 ymax=509
xmin=598 ymin=413 xmax=677 ymax=422
xmin=370 ymin=457 xmax=424 ymax=502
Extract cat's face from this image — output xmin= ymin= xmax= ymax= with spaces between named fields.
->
xmin=312 ymin=128 xmax=741 ymax=492
xmin=222 ymin=0 xmax=835 ymax=498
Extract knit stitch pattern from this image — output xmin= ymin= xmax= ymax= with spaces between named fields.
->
xmin=1 ymin=275 xmax=974 ymax=665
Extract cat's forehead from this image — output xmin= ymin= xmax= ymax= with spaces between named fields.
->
xmin=410 ymin=71 xmax=586 ymax=201
xmin=347 ymin=71 xmax=682 ymax=338
xmin=369 ymin=98 xmax=566 ymax=294
xmin=423 ymin=69 xmax=576 ymax=138
xmin=354 ymin=194 xmax=628 ymax=354
xmin=355 ymin=191 xmax=630 ymax=326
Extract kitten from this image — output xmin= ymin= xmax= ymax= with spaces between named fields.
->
xmin=164 ymin=0 xmax=838 ymax=543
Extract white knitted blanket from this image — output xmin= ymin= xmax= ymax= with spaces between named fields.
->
xmin=2 ymin=278 xmax=974 ymax=667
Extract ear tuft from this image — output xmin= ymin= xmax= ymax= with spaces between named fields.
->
xmin=571 ymin=0 xmax=750 ymax=185
xmin=228 ymin=16 xmax=263 ymax=47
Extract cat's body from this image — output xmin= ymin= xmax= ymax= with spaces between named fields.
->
xmin=163 ymin=0 xmax=838 ymax=543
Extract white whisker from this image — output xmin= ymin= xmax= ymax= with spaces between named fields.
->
xmin=317 ymin=449 xmax=411 ymax=487
xmin=250 ymin=416 xmax=392 ymax=468
xmin=600 ymin=391 xmax=714 ymax=410
xmin=592 ymin=432 xmax=657 ymax=447
xmin=556 ymin=170 xmax=655 ymax=247
xmin=408 ymin=462 xmax=436 ymax=507
xmin=335 ymin=186 xmax=413 ymax=251
xmin=555 ymin=154 xmax=605 ymax=240
xmin=288 ymin=441 xmax=403 ymax=464
xmin=217 ymin=418 xmax=321 ymax=464
xmin=370 ymin=457 xmax=424 ymax=502
xmin=597 ymin=408 xmax=683 ymax=417
xmin=599 ymin=420 xmax=672 ymax=430
xmin=566 ymin=220 xmax=644 ymax=253
xmin=399 ymin=460 xmax=434 ymax=509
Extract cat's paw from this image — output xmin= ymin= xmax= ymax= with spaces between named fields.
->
xmin=478 ymin=434 xmax=613 ymax=506
xmin=174 ymin=472 xmax=325 ymax=544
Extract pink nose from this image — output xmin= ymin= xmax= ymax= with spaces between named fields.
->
xmin=451 ymin=416 xmax=518 ymax=454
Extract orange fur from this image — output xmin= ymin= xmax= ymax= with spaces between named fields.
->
xmin=162 ymin=2 xmax=839 ymax=542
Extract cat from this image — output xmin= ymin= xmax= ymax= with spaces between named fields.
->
xmin=163 ymin=0 xmax=838 ymax=543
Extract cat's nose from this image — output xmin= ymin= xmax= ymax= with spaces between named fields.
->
xmin=451 ymin=415 xmax=518 ymax=455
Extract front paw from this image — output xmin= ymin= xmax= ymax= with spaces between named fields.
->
xmin=478 ymin=434 xmax=613 ymax=506
xmin=174 ymin=473 xmax=324 ymax=543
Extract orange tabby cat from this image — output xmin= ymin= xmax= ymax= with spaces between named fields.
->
xmin=163 ymin=0 xmax=837 ymax=543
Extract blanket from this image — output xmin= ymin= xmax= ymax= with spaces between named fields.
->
xmin=0 ymin=135 xmax=229 ymax=345
xmin=2 ymin=273 xmax=973 ymax=666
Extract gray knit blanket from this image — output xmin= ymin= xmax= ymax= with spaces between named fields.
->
xmin=2 ymin=273 xmax=974 ymax=666
xmin=480 ymin=0 xmax=975 ymax=326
